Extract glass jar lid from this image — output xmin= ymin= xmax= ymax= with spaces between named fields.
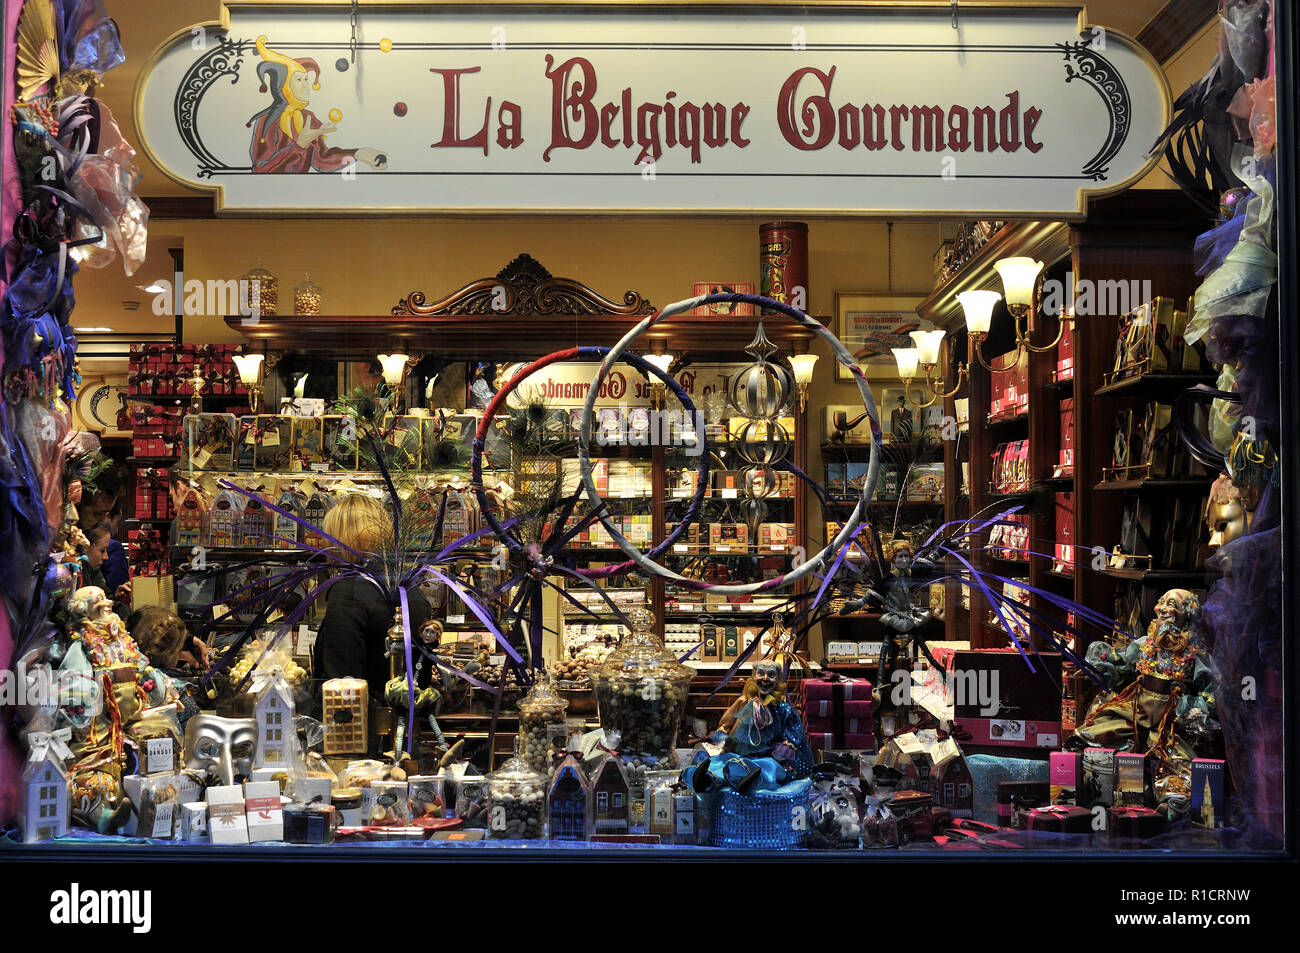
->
xmin=594 ymin=603 xmax=693 ymax=683
xmin=295 ymin=273 xmax=321 ymax=294
xmin=490 ymin=737 xmax=547 ymax=784
xmin=518 ymin=673 xmax=568 ymax=716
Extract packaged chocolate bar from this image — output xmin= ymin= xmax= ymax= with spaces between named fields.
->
xmin=1114 ymin=751 xmax=1154 ymax=807
xmin=1190 ymin=759 xmax=1226 ymax=829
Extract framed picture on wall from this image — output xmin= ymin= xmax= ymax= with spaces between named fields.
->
xmin=834 ymin=293 xmax=930 ymax=381
xmin=879 ymin=386 xmax=916 ymax=443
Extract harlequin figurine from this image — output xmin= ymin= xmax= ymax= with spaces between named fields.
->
xmin=60 ymin=587 xmax=176 ymax=830
xmin=681 ymin=656 xmax=814 ymax=794
xmin=1074 ymin=589 xmax=1216 ymax=803
xmin=383 ymin=613 xmax=450 ymax=764
xmin=841 ymin=539 xmax=938 ymax=711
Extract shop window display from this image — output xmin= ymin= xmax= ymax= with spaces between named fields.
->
xmin=0 ymin=0 xmax=1292 ymax=870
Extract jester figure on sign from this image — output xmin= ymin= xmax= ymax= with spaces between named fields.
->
xmin=681 ymin=651 xmax=814 ymax=795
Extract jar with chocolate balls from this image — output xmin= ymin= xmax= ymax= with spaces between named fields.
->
xmin=486 ymin=739 xmax=548 ymax=840
xmin=516 ymin=675 xmax=568 ymax=774
xmin=592 ymin=604 xmax=693 ymax=765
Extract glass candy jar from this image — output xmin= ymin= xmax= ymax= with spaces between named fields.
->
xmin=517 ymin=677 xmax=568 ymax=774
xmin=294 ymin=274 xmax=323 ymax=316
xmin=242 ymin=262 xmax=278 ymax=316
xmin=486 ymin=740 xmax=547 ymax=840
xmin=592 ymin=605 xmax=693 ymax=763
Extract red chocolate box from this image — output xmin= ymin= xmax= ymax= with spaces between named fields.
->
xmin=1026 ymin=805 xmax=1093 ymax=833
xmin=1108 ymin=806 xmax=1167 ymax=843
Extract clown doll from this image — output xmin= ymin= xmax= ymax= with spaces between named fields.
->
xmin=1074 ymin=589 xmax=1217 ymax=804
xmin=248 ymin=36 xmax=387 ymax=174
xmin=681 ymin=656 xmax=814 ymax=794
xmin=60 ymin=587 xmax=177 ymax=828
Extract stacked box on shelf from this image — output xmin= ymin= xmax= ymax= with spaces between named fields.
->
xmin=133 ymin=468 xmax=174 ymax=520
xmin=989 ymin=351 xmax=1029 ymax=419
xmin=802 ymin=676 xmax=874 ymax=754
xmin=127 ymin=525 xmax=169 ymax=576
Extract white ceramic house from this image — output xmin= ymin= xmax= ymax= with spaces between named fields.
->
xmin=20 ymin=751 xmax=70 ymax=843
xmin=253 ymin=678 xmax=296 ymax=770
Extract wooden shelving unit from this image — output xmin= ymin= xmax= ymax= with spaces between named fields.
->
xmin=920 ymin=191 xmax=1212 ymax=650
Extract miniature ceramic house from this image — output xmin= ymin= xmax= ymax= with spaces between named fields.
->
xmin=243 ymin=496 xmax=270 ymax=547
xmin=590 ymin=754 xmax=631 ymax=835
xmin=208 ymin=489 xmax=245 ymax=547
xmin=174 ymin=485 xmax=206 ymax=548
xmin=273 ymin=491 xmax=305 ymax=549
xmin=548 ymin=755 xmax=593 ymax=842
xmin=19 ymin=751 xmax=70 ymax=843
xmin=253 ymin=677 xmax=296 ymax=769
xmin=930 ymin=738 xmax=974 ymax=816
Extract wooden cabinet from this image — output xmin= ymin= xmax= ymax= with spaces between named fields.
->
xmin=918 ymin=192 xmax=1212 ymax=652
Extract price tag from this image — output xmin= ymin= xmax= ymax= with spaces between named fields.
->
xmin=769 ymin=545 xmax=783 ymax=552
xmin=261 ymin=429 xmax=280 ymax=447
xmin=446 ymin=614 xmax=466 ymax=625
xmin=716 ymin=545 xmax=731 ymax=552
xmin=192 ymin=448 xmax=212 ymax=469
xmin=490 ymin=654 xmax=506 ymax=666
xmin=672 ymin=489 xmax=691 ymax=498
xmin=620 ymin=488 xmax=635 ymax=498
xmin=673 ymin=544 xmax=688 ymax=553
xmin=742 ymin=604 xmax=765 ymax=612
xmin=720 ymin=488 xmax=737 ymax=499
xmin=310 ymin=463 xmax=330 ymax=472
xmin=211 ymin=603 xmax=231 ymax=619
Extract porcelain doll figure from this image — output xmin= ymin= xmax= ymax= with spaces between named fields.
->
xmin=1075 ymin=589 xmax=1216 ymax=802
xmin=383 ymin=614 xmax=450 ymax=763
xmin=843 ymin=540 xmax=936 ymax=711
xmin=681 ymin=659 xmax=814 ymax=794
xmin=63 ymin=588 xmax=175 ymax=774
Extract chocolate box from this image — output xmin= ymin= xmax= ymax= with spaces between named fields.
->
xmin=1026 ymin=804 xmax=1092 ymax=833
xmin=1049 ymin=751 xmax=1082 ymax=805
xmin=1108 ymin=806 xmax=1167 ymax=842
xmin=1114 ymin=752 xmax=1154 ymax=807
xmin=1190 ymin=758 xmax=1226 ymax=829
xmin=1081 ymin=748 xmax=1116 ymax=824
xmin=950 ymin=649 xmax=1063 ymax=748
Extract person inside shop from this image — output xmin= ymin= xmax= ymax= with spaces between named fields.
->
xmin=102 ymin=504 xmax=130 ymax=594
xmin=128 ymin=606 xmax=210 ymax=729
xmin=81 ymin=523 xmax=132 ymax=618
xmin=313 ymin=494 xmax=431 ymax=703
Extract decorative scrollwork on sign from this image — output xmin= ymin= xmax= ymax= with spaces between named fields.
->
xmin=174 ymin=33 xmax=251 ymax=178
xmin=1058 ymin=41 xmax=1131 ymax=181
xmin=391 ymin=254 xmax=655 ymax=317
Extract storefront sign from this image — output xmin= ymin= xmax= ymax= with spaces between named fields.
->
xmin=134 ymin=2 xmax=1170 ymax=216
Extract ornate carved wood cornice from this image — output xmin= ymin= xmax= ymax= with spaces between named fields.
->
xmin=392 ymin=253 xmax=654 ymax=317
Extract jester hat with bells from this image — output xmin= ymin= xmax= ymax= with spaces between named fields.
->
xmin=253 ymin=35 xmax=322 ymax=138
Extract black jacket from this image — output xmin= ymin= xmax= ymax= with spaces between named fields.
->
xmin=313 ymin=576 xmax=432 ymax=701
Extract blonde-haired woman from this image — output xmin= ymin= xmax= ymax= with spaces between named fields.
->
xmin=313 ymin=494 xmax=430 ymax=702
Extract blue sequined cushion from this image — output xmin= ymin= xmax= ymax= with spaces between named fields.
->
xmin=708 ymin=778 xmax=812 ymax=849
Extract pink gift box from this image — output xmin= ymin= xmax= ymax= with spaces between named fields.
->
xmin=804 ymin=677 xmax=871 ymax=702
xmin=807 ymin=698 xmax=873 ymax=720
xmin=809 ymin=732 xmax=874 ymax=751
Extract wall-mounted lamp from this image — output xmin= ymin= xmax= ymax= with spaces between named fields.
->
xmin=232 ymin=353 xmax=265 ymax=413
xmin=893 ymin=328 xmax=966 ymax=409
xmin=378 ymin=353 xmax=410 ymax=414
xmin=960 ymin=257 xmax=1070 ymax=371
xmin=788 ymin=353 xmax=819 ymax=412
xmin=642 ymin=351 xmax=675 ymax=408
